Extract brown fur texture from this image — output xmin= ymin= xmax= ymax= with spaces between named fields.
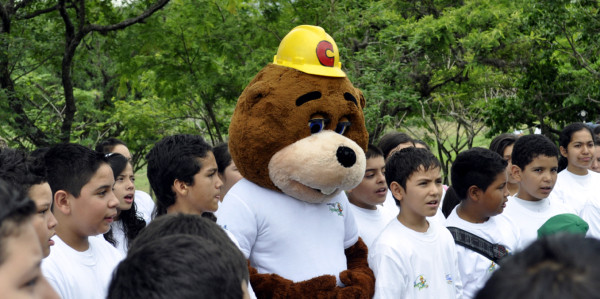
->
xmin=249 ymin=238 xmax=375 ymax=299
xmin=229 ymin=63 xmax=374 ymax=298
xmin=229 ymin=64 xmax=369 ymax=192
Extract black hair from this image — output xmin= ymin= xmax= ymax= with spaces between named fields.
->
xmin=108 ymin=234 xmax=248 ymax=299
xmin=95 ymin=138 xmax=126 ymax=154
xmin=0 ymin=148 xmax=46 ymax=194
xmin=385 ymin=147 xmax=441 ymax=191
xmin=489 ymin=133 xmax=518 ymax=159
xmin=441 ymin=186 xmax=461 ymax=218
xmin=377 ymin=132 xmax=414 ymax=158
xmin=0 ymin=179 xmax=36 ymax=265
xmin=451 ymin=147 xmax=508 ymax=200
xmin=413 ymin=139 xmax=431 ymax=151
xmin=475 ymin=234 xmax=600 ymax=299
xmin=511 ymin=135 xmax=559 ymax=170
xmin=558 ymin=123 xmax=594 ymax=172
xmin=593 ymin=125 xmax=600 ymax=141
xmin=213 ymin=142 xmax=232 ymax=176
xmin=146 ymin=134 xmax=213 ymax=217
xmin=102 ymin=153 xmax=146 ymax=249
xmin=44 ymin=143 xmax=108 ymax=198
xmin=128 ymin=213 xmax=235 ymax=254
xmin=365 ymin=144 xmax=384 ymax=160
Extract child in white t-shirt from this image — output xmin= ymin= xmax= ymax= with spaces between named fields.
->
xmin=550 ymin=123 xmax=600 ymax=216
xmin=445 ymin=148 xmax=521 ymax=298
xmin=96 ymin=137 xmax=155 ymax=224
xmin=103 ymin=153 xmax=146 ymax=256
xmin=42 ymin=144 xmax=123 ymax=299
xmin=369 ymin=147 xmax=462 ymax=298
xmin=502 ymin=134 xmax=576 ymax=249
xmin=346 ymin=144 xmax=394 ymax=248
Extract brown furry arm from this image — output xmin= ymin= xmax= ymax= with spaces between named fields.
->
xmin=247 ymin=238 xmax=374 ymax=299
xmin=337 ymin=238 xmax=375 ymax=298
xmin=249 ymin=263 xmax=338 ymax=298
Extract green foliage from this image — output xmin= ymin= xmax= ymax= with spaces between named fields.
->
xmin=2 ymin=0 xmax=600 ymax=174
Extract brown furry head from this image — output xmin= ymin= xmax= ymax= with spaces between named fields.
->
xmin=229 ymin=64 xmax=369 ymax=202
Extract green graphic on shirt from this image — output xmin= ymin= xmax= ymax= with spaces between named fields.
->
xmin=488 ymin=261 xmax=497 ymax=272
xmin=326 ymin=202 xmax=343 ymax=216
xmin=413 ymin=275 xmax=429 ymax=290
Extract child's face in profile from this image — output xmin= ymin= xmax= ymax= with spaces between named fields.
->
xmin=71 ymin=164 xmax=119 ymax=236
xmin=347 ymin=156 xmax=387 ymax=210
xmin=27 ymin=182 xmax=57 ymax=258
xmin=114 ymin=163 xmax=135 ymax=211
xmin=218 ymin=160 xmax=243 ymax=200
xmin=480 ymin=171 xmax=509 ymax=217
xmin=513 ymin=155 xmax=558 ymax=201
xmin=590 ymin=147 xmax=600 ymax=173
xmin=185 ymin=152 xmax=223 ymax=214
xmin=502 ymin=144 xmax=518 ymax=184
xmin=394 ymin=166 xmax=442 ymax=219
xmin=0 ymin=222 xmax=59 ymax=299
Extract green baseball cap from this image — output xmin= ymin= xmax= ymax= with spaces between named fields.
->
xmin=537 ymin=213 xmax=589 ymax=238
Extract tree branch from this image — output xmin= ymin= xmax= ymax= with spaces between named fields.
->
xmin=16 ymin=4 xmax=58 ymax=20
xmin=85 ymin=0 xmax=170 ymax=34
xmin=561 ymin=21 xmax=600 ymax=79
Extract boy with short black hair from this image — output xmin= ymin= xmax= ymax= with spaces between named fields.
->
xmin=109 ymin=214 xmax=250 ymax=299
xmin=0 ymin=147 xmax=58 ymax=258
xmin=368 ymin=147 xmax=462 ymax=298
xmin=445 ymin=147 xmax=521 ymax=298
xmin=146 ymin=134 xmax=223 ymax=218
xmin=41 ymin=143 xmax=122 ymax=299
xmin=502 ymin=134 xmax=575 ymax=249
xmin=346 ymin=144 xmax=394 ymax=248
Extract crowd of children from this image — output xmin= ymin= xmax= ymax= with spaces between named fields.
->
xmin=1 ymin=122 xmax=600 ymax=298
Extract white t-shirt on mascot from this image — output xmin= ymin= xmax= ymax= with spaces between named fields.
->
xmin=445 ymin=207 xmax=521 ymax=299
xmin=348 ymin=204 xmax=395 ymax=248
xmin=42 ymin=235 xmax=124 ymax=299
xmin=368 ymin=219 xmax=463 ymax=299
xmin=217 ymin=178 xmax=359 ymax=285
xmin=550 ymin=170 xmax=600 ymax=216
xmin=501 ymin=195 xmax=576 ymax=250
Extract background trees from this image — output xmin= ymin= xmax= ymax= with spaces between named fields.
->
xmin=1 ymin=0 xmax=598 ymax=175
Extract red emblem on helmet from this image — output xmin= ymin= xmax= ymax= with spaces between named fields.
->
xmin=316 ymin=40 xmax=334 ymax=67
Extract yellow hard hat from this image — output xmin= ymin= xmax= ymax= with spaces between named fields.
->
xmin=273 ymin=25 xmax=346 ymax=78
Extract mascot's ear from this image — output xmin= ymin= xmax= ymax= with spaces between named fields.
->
xmin=243 ymin=81 xmax=271 ymax=109
xmin=355 ymin=88 xmax=366 ymax=109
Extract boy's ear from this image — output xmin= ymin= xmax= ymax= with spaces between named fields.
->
xmin=53 ymin=190 xmax=71 ymax=215
xmin=389 ymin=181 xmax=405 ymax=202
xmin=172 ymin=179 xmax=189 ymax=197
xmin=511 ymin=165 xmax=523 ymax=182
xmin=559 ymin=146 xmax=568 ymax=158
xmin=467 ymin=185 xmax=481 ymax=202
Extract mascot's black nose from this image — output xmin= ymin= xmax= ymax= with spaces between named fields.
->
xmin=336 ymin=146 xmax=356 ymax=168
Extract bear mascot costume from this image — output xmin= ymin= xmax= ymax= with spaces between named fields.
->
xmin=217 ymin=25 xmax=375 ymax=298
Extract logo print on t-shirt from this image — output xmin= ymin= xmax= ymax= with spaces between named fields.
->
xmin=326 ymin=202 xmax=343 ymax=216
xmin=488 ymin=261 xmax=497 ymax=272
xmin=413 ymin=275 xmax=429 ymax=290
xmin=445 ymin=274 xmax=453 ymax=285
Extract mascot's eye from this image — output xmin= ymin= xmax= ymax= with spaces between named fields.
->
xmin=335 ymin=122 xmax=351 ymax=135
xmin=308 ymin=118 xmax=330 ymax=134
